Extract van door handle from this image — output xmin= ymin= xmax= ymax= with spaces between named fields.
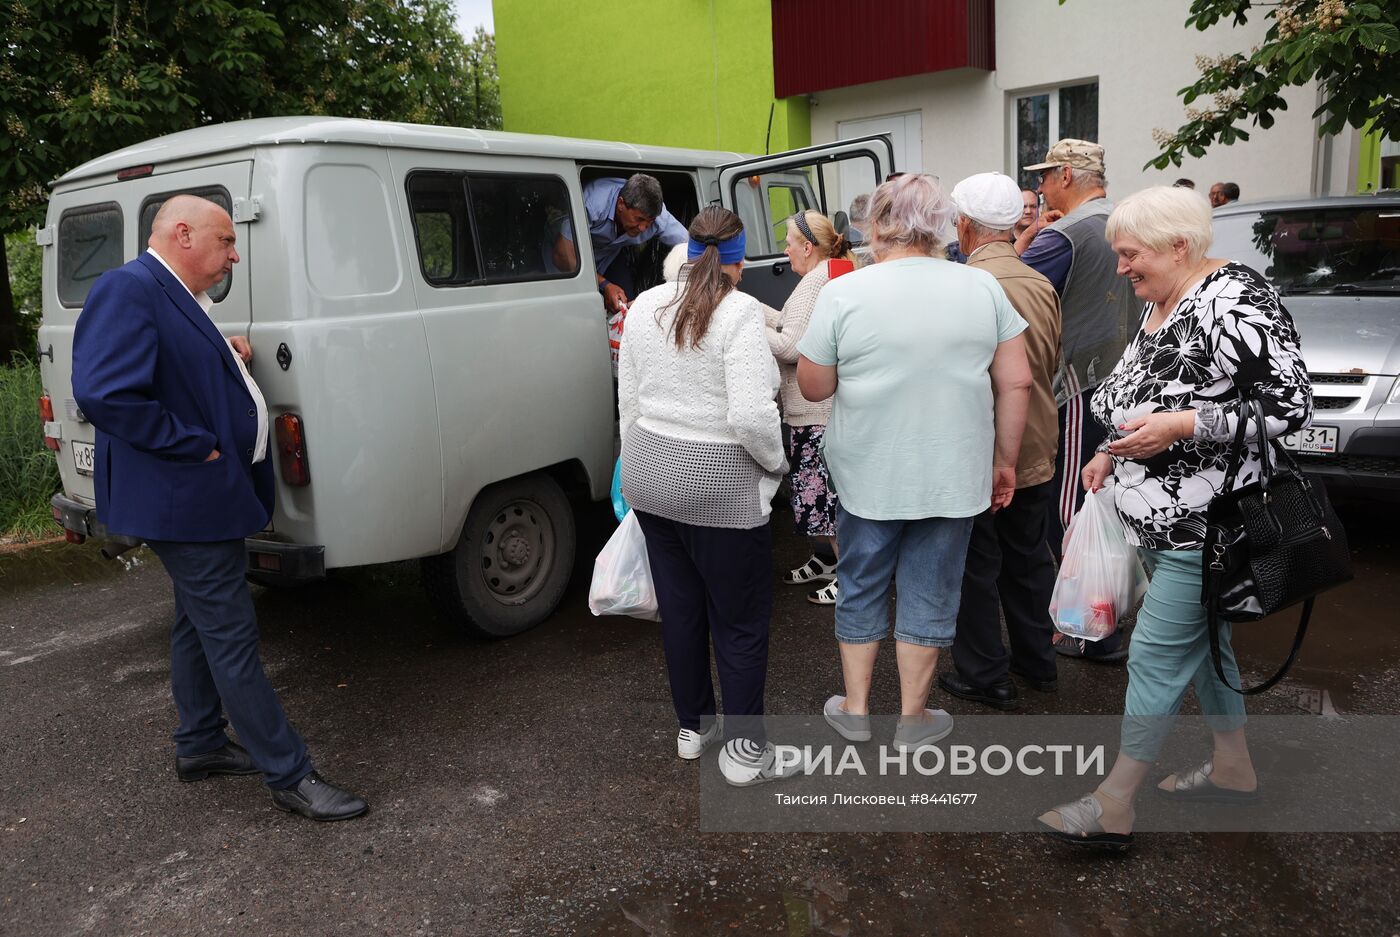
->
xmin=37 ymin=343 xmax=53 ymax=362
xmin=772 ymin=262 xmax=787 ymax=276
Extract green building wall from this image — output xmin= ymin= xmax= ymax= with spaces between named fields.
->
xmin=495 ymin=0 xmax=810 ymax=156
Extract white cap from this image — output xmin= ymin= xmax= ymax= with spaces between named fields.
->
xmin=950 ymin=172 xmax=1024 ymax=229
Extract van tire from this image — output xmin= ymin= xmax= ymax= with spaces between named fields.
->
xmin=422 ymin=473 xmax=576 ymax=638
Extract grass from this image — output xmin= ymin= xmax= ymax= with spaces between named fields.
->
xmin=0 ymin=357 xmax=61 ymax=541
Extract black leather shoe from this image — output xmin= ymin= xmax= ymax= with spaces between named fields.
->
xmin=176 ymin=741 xmax=260 ymax=782
xmin=271 ymin=771 xmax=368 ymax=821
xmin=1054 ymin=635 xmax=1128 ymax=663
xmin=1010 ymin=665 xmax=1059 ymax=693
xmin=938 ymin=672 xmax=1019 ymax=710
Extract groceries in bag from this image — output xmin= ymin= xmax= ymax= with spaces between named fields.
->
xmin=588 ymin=510 xmax=660 ymax=621
xmin=1050 ymin=486 xmax=1147 ymax=641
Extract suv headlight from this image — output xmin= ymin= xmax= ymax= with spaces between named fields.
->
xmin=1390 ymin=376 xmax=1400 ymax=405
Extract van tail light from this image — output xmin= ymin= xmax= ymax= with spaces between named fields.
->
xmin=274 ymin=413 xmax=311 ymax=486
xmin=38 ymin=395 xmax=59 ymax=451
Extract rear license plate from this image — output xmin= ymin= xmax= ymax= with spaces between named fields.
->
xmin=1280 ymin=425 xmax=1338 ymax=454
xmin=72 ymin=440 xmax=95 ymax=476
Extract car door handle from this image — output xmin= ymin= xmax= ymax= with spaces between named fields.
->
xmin=772 ymin=262 xmax=787 ymax=276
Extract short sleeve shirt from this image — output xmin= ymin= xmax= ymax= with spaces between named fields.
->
xmin=797 ymin=257 xmax=1027 ymax=519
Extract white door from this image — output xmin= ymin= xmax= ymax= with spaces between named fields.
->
xmin=839 ymin=111 xmax=923 ymax=187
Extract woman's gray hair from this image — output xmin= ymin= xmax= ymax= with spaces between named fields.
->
xmin=866 ymin=173 xmax=954 ymax=257
xmin=619 ymin=173 xmax=664 ymax=219
xmin=1105 ymin=185 xmax=1214 ymax=263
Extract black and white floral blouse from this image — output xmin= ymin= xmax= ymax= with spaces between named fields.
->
xmin=1090 ymin=263 xmax=1313 ymax=551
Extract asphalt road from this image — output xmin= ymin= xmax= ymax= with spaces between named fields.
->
xmin=2 ymin=496 xmax=1398 ymax=936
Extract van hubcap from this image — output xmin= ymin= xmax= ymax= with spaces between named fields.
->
xmin=479 ymin=499 xmax=554 ymax=604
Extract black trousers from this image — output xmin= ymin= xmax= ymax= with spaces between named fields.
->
xmin=633 ymin=511 xmax=771 ymax=745
xmin=952 ymin=480 xmax=1059 ymax=686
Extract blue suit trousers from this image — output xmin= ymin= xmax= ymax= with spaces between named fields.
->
xmin=147 ymin=539 xmax=310 ymax=789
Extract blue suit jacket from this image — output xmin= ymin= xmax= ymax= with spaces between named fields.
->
xmin=72 ymin=253 xmax=274 ymax=542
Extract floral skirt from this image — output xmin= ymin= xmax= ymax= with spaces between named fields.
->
xmin=785 ymin=423 xmax=838 ymax=538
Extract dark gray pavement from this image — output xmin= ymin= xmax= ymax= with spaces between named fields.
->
xmin=2 ymin=497 xmax=1398 ymax=936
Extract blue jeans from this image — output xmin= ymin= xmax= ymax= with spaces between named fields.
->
xmin=147 ymin=539 xmax=311 ymax=789
xmin=834 ymin=507 xmax=974 ymax=648
xmin=1120 ymin=548 xmax=1248 ymax=761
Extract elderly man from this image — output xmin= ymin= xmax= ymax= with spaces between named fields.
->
xmin=548 ymin=173 xmax=688 ymax=313
xmin=1015 ymin=139 xmax=1141 ymax=663
xmin=939 ymin=173 xmax=1063 ymax=708
xmin=72 ymin=195 xmax=367 ymax=821
xmin=1209 ymin=181 xmax=1240 ymax=208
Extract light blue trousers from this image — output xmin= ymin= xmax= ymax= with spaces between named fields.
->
xmin=1121 ymin=549 xmax=1247 ymax=761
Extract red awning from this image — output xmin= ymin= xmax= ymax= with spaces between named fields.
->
xmin=771 ymin=0 xmax=995 ymax=98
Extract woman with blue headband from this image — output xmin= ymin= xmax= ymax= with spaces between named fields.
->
xmin=618 ymin=205 xmax=792 ymax=787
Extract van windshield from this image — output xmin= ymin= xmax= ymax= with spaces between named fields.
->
xmin=1210 ymin=206 xmax=1400 ymax=295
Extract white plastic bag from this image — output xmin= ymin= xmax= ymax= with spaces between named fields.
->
xmin=588 ymin=511 xmax=661 ymax=621
xmin=1049 ymin=486 xmax=1147 ymax=641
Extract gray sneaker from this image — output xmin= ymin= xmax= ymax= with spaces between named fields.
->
xmin=823 ymin=694 xmax=872 ymax=742
xmin=892 ymin=708 xmax=955 ymax=751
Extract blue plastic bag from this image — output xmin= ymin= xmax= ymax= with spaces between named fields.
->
xmin=610 ymin=457 xmax=630 ymax=521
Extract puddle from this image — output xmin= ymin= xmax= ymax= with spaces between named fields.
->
xmin=0 ymin=539 xmax=148 ymax=593
xmin=1229 ymin=500 xmax=1400 ymax=709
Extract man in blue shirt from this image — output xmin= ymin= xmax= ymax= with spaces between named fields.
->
xmin=549 ymin=173 xmax=688 ymax=313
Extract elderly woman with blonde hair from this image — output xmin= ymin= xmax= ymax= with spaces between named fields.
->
xmin=795 ymin=174 xmax=1033 ymax=750
xmin=766 ymin=209 xmax=855 ymax=605
xmin=1037 ymin=185 xmax=1312 ymax=851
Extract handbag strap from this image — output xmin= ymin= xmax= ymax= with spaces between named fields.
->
xmin=1208 ymin=596 xmax=1313 ymax=695
xmin=1221 ymin=390 xmax=1274 ymax=493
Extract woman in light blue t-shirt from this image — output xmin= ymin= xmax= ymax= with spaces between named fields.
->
xmin=795 ymin=173 xmax=1033 ymax=750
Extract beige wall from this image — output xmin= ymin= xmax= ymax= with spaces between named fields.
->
xmin=808 ymin=0 xmax=1357 ymax=201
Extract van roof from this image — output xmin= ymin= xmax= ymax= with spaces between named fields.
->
xmin=55 ymin=116 xmax=755 ymax=186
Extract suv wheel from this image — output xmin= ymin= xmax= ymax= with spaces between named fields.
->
xmin=422 ymin=473 xmax=576 ymax=638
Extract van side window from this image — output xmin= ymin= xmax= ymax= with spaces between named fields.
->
xmin=57 ymin=203 xmax=124 ymax=307
xmin=467 ymin=174 xmax=578 ymax=281
xmin=407 ymin=172 xmax=481 ymax=286
xmin=137 ymin=187 xmax=234 ymax=302
xmin=407 ymin=170 xmax=577 ymax=287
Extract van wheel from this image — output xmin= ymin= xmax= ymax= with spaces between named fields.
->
xmin=422 ymin=473 xmax=576 ymax=638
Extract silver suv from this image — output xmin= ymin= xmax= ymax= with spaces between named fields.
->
xmin=1210 ymin=194 xmax=1400 ymax=491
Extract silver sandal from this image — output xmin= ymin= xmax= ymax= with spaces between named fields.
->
xmin=1156 ymin=760 xmax=1260 ymax=804
xmin=1036 ymin=793 xmax=1133 ymax=851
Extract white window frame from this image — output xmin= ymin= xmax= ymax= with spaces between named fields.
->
xmin=1008 ymin=80 xmax=1099 ymax=187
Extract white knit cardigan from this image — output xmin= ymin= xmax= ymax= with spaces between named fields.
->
xmin=765 ymin=263 xmax=834 ymax=427
xmin=618 ymin=279 xmax=785 ymax=512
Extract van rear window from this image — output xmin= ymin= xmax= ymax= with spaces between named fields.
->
xmin=57 ymin=203 xmax=124 ymax=307
xmin=137 ymin=187 xmax=233 ymax=302
xmin=406 ymin=171 xmax=578 ymax=287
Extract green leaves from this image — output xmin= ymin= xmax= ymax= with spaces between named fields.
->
xmin=1148 ymin=0 xmax=1400 ymax=170
xmin=0 ymin=0 xmax=499 ymax=236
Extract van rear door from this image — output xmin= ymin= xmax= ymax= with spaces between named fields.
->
xmin=40 ymin=161 xmax=253 ymax=507
xmin=717 ymin=135 xmax=893 ymax=308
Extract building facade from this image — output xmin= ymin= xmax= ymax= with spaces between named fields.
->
xmin=495 ymin=0 xmax=1370 ymax=200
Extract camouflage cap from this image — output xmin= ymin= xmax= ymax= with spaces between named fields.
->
xmin=1023 ymin=138 xmax=1105 ymax=175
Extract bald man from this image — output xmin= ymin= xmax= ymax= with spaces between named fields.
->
xmin=72 ymin=196 xmax=366 ymax=821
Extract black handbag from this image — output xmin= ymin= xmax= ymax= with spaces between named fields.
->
xmin=1201 ymin=393 xmax=1353 ymax=695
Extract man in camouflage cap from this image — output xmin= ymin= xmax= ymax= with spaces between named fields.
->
xmin=1014 ymin=138 xmax=1142 ymax=663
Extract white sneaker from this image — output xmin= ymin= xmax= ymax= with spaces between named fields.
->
xmin=676 ymin=719 xmax=722 ymax=760
xmin=717 ymin=739 xmax=799 ymax=787
xmin=892 ymin=708 xmax=955 ymax=751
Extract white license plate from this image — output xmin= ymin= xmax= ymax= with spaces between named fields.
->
xmin=1280 ymin=425 xmax=1338 ymax=454
xmin=72 ymin=440 xmax=95 ymax=476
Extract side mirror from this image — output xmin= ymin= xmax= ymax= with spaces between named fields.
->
xmin=833 ymin=210 xmax=849 ymax=234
